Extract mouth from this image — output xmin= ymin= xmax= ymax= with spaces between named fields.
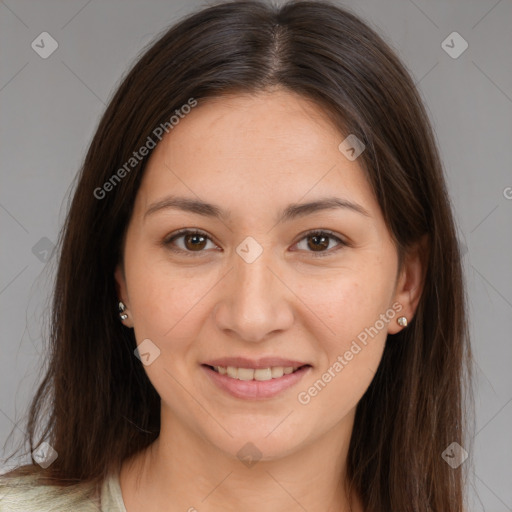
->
xmin=200 ymin=363 xmax=312 ymax=399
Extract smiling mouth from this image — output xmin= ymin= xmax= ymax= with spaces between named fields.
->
xmin=203 ymin=364 xmax=310 ymax=381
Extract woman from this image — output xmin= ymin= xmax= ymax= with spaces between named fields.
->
xmin=0 ymin=1 xmax=473 ymax=511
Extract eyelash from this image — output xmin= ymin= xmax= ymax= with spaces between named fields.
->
xmin=163 ymin=229 xmax=347 ymax=258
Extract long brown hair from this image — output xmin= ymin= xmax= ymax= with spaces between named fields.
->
xmin=2 ymin=1 xmax=473 ymax=510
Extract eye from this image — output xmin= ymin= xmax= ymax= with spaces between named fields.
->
xmin=163 ymin=229 xmax=218 ymax=256
xmin=292 ymin=230 xmax=347 ymax=257
xmin=163 ymin=229 xmax=347 ymax=257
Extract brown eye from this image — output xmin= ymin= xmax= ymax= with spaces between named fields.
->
xmin=294 ymin=230 xmax=346 ymax=257
xmin=164 ymin=229 xmax=346 ymax=258
xmin=164 ymin=229 xmax=216 ymax=255
xmin=183 ymin=233 xmax=208 ymax=251
xmin=307 ymin=234 xmax=330 ymax=251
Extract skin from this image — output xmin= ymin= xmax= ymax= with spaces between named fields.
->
xmin=115 ymin=89 xmax=425 ymax=512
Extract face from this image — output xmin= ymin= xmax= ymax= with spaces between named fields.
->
xmin=115 ymin=90 xmax=421 ymax=462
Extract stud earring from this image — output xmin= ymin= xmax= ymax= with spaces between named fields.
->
xmin=118 ymin=301 xmax=128 ymax=321
xmin=397 ymin=316 xmax=408 ymax=327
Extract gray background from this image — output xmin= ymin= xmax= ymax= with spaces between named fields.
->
xmin=1 ymin=0 xmax=511 ymax=510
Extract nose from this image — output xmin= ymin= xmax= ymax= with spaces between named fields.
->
xmin=213 ymin=245 xmax=295 ymax=343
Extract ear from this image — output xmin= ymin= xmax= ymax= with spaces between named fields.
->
xmin=387 ymin=235 xmax=428 ymax=334
xmin=114 ymin=263 xmax=134 ymax=328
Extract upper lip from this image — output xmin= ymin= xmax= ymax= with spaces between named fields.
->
xmin=202 ymin=357 xmax=310 ymax=369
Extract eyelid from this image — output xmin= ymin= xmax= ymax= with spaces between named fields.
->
xmin=163 ymin=228 xmax=348 ymax=257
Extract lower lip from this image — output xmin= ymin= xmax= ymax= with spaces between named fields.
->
xmin=201 ymin=364 xmax=311 ymax=399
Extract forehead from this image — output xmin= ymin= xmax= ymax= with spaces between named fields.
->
xmin=135 ymin=91 xmax=379 ymax=220
xmin=163 ymin=90 xmax=344 ymax=166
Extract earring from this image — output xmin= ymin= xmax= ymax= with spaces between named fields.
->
xmin=397 ymin=316 xmax=408 ymax=327
xmin=118 ymin=301 xmax=128 ymax=321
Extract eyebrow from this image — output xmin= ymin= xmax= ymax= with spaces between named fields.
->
xmin=144 ymin=195 xmax=370 ymax=223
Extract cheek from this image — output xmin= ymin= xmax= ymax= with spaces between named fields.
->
xmin=294 ymin=267 xmax=392 ymax=405
xmin=125 ymin=258 xmax=217 ymax=408
xmin=125 ymin=244 xmax=197 ymax=326
xmin=296 ymin=283 xmax=389 ymax=421
xmin=296 ymin=264 xmax=394 ymax=346
xmin=125 ymin=252 xmax=223 ymax=364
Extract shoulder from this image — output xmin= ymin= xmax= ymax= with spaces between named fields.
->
xmin=0 ymin=472 xmax=101 ymax=512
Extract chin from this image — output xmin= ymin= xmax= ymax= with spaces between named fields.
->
xmin=206 ymin=426 xmax=309 ymax=464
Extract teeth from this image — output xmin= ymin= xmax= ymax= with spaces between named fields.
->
xmin=271 ymin=366 xmax=284 ymax=378
xmin=212 ymin=365 xmax=302 ymax=380
xmin=237 ymin=367 xmax=255 ymax=381
xmin=254 ymin=368 xmax=272 ymax=381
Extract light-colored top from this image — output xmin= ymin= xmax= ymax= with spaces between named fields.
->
xmin=0 ymin=470 xmax=127 ymax=511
